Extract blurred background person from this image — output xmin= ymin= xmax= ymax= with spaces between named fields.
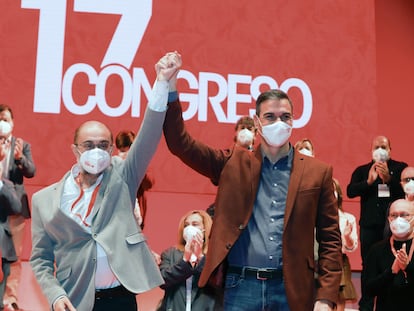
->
xmin=294 ymin=138 xmax=315 ymax=157
xmin=0 ymin=105 xmax=36 ymax=311
xmin=333 ymin=178 xmax=358 ymax=311
xmin=365 ymin=199 xmax=414 ymax=310
xmin=233 ymin=116 xmax=256 ymax=151
xmin=157 ymin=210 xmax=222 ymax=311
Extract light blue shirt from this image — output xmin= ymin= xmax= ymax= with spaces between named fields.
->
xmin=228 ymin=147 xmax=293 ymax=269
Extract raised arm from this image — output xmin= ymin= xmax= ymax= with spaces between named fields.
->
xmin=123 ymin=52 xmax=182 ymax=198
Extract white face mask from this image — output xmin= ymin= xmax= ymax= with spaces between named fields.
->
xmin=390 ymin=217 xmax=412 ymax=239
xmin=79 ymin=148 xmax=111 ymax=175
xmin=299 ymin=148 xmax=313 ymax=157
xmin=260 ymin=121 xmax=292 ymax=147
xmin=237 ymin=129 xmax=254 ymax=147
xmin=183 ymin=225 xmax=202 ymax=242
xmin=404 ymin=180 xmax=414 ymax=195
xmin=372 ymin=148 xmax=389 ymax=162
xmin=0 ymin=120 xmax=12 ymax=136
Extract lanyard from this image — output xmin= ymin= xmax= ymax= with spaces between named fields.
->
xmin=71 ymin=178 xmax=101 ymax=227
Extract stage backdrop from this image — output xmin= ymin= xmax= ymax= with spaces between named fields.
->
xmin=2 ymin=0 xmax=397 ymax=272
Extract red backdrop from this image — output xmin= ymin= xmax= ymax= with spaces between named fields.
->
xmin=1 ymin=0 xmax=414 ymax=273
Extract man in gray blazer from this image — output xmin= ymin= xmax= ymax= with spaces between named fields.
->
xmin=30 ymin=52 xmax=182 ymax=311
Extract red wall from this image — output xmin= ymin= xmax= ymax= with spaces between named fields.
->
xmin=3 ymin=1 xmax=412 ymax=272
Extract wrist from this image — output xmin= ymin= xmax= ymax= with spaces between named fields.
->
xmin=15 ymin=157 xmax=23 ymax=164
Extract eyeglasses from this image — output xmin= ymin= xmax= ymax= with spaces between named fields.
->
xmin=261 ymin=112 xmax=293 ymax=124
xmin=75 ymin=140 xmax=112 ymax=151
xmin=388 ymin=213 xmax=413 ymax=220
xmin=401 ymin=177 xmax=414 ymax=183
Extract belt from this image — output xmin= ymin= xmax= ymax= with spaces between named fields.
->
xmin=95 ymin=286 xmax=133 ymax=300
xmin=227 ymin=266 xmax=283 ymax=280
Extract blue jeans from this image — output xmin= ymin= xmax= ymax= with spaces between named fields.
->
xmin=224 ymin=271 xmax=290 ymax=311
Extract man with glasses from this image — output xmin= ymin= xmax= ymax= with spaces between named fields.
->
xmin=347 ymin=136 xmax=407 ymax=311
xmin=30 ymin=52 xmax=182 ymax=311
xmin=365 ymin=198 xmax=414 ymax=310
xmin=163 ymin=85 xmax=343 ymax=310
xmin=400 ymin=166 xmax=414 ymax=201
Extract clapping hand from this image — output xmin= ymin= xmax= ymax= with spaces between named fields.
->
xmin=343 ymin=219 xmax=352 ymax=237
xmin=375 ymin=161 xmax=390 ymax=183
xmin=14 ymin=137 xmax=23 ymax=160
xmin=367 ymin=163 xmax=378 ymax=185
xmin=392 ymin=243 xmax=408 ymax=273
xmin=183 ymin=231 xmax=204 ymax=266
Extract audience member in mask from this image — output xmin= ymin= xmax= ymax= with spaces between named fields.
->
xmin=164 ymin=75 xmax=343 ymax=311
xmin=234 ymin=116 xmax=256 ymax=151
xmin=400 ymin=166 xmax=414 ymax=202
xmin=294 ymin=138 xmax=315 ymax=157
xmin=30 ymin=52 xmax=182 ymax=311
xmin=0 ymin=105 xmax=36 ymax=311
xmin=333 ymin=178 xmax=358 ymax=311
xmin=365 ymin=199 xmax=414 ymax=310
xmin=157 ymin=210 xmax=222 ymax=311
xmin=347 ymin=135 xmax=407 ymax=311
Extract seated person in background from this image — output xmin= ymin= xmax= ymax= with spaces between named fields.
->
xmin=333 ymin=178 xmax=359 ymax=311
xmin=400 ymin=166 xmax=414 ymax=202
xmin=365 ymin=199 xmax=414 ymax=310
xmin=294 ymin=137 xmax=315 ymax=157
xmin=157 ymin=210 xmax=221 ymax=311
xmin=115 ymin=130 xmax=154 ymax=230
xmin=0 ymin=164 xmax=22 ymax=310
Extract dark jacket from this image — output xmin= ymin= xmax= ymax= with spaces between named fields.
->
xmin=347 ymin=159 xmax=407 ymax=227
xmin=4 ymin=137 xmax=36 ymax=218
xmin=366 ymin=238 xmax=414 ymax=311
xmin=158 ymin=247 xmax=220 ymax=311
xmin=0 ymin=178 xmax=22 ymax=260
xmin=163 ymin=100 xmax=343 ymax=311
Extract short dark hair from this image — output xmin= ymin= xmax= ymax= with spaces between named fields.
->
xmin=234 ymin=116 xmax=255 ymax=131
xmin=0 ymin=104 xmax=14 ymax=119
xmin=115 ymin=130 xmax=136 ymax=149
xmin=255 ymin=89 xmax=293 ymax=116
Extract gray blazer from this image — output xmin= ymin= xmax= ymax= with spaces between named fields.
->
xmin=30 ymin=107 xmax=165 ymax=311
xmin=4 ymin=137 xmax=36 ymax=218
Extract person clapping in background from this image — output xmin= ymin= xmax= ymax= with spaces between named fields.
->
xmin=157 ymin=210 xmax=222 ymax=311
xmin=365 ymin=199 xmax=414 ymax=310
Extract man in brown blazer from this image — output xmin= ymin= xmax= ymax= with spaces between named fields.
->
xmin=163 ymin=65 xmax=342 ymax=311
